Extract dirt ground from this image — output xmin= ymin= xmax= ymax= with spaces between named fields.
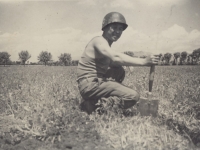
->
xmin=0 ymin=121 xmax=114 ymax=150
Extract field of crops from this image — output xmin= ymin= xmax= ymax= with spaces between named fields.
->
xmin=0 ymin=65 xmax=200 ymax=150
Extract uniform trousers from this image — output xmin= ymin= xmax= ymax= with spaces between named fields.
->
xmin=77 ymin=66 xmax=140 ymax=114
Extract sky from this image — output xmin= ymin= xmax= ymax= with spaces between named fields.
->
xmin=0 ymin=0 xmax=200 ymax=62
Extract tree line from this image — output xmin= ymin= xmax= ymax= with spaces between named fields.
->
xmin=0 ymin=50 xmax=78 ymax=67
xmin=1 ymin=48 xmax=200 ymax=67
xmin=124 ymin=48 xmax=200 ymax=65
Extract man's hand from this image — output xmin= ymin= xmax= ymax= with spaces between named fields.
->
xmin=144 ymin=54 xmax=159 ymax=66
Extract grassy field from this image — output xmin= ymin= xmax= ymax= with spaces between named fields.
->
xmin=0 ymin=65 xmax=200 ymax=150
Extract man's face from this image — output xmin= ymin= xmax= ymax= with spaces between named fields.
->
xmin=106 ymin=23 xmax=124 ymax=42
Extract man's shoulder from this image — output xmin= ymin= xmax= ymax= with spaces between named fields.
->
xmin=90 ymin=36 xmax=107 ymax=46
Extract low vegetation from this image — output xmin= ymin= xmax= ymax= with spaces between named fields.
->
xmin=0 ymin=66 xmax=200 ymax=150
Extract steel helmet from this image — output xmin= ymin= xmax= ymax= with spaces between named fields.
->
xmin=102 ymin=12 xmax=128 ymax=31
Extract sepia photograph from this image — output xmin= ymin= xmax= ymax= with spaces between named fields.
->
xmin=0 ymin=0 xmax=200 ymax=149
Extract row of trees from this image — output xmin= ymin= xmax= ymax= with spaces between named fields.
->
xmin=124 ymin=48 xmax=200 ymax=65
xmin=0 ymin=50 xmax=78 ymax=67
xmin=1 ymin=48 xmax=200 ymax=67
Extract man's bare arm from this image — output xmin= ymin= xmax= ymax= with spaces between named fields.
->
xmin=93 ymin=37 xmax=158 ymax=66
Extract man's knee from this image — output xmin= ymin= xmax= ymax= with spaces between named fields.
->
xmin=124 ymin=90 xmax=140 ymax=101
xmin=121 ymin=92 xmax=140 ymax=109
xmin=134 ymin=92 xmax=140 ymax=102
xmin=128 ymin=92 xmax=140 ymax=103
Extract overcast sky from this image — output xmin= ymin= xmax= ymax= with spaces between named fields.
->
xmin=0 ymin=0 xmax=200 ymax=62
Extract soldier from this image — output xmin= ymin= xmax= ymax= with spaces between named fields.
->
xmin=77 ymin=12 xmax=159 ymax=114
